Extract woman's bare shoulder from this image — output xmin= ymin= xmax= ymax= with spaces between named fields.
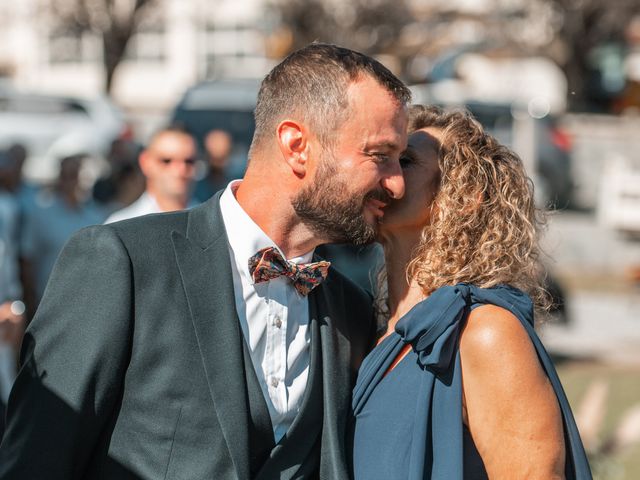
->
xmin=459 ymin=305 xmax=565 ymax=478
xmin=459 ymin=303 xmax=547 ymax=394
xmin=460 ymin=304 xmax=535 ymax=364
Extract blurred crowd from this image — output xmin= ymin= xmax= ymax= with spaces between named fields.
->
xmin=0 ymin=126 xmax=240 ymax=430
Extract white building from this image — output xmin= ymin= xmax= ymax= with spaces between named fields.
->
xmin=0 ymin=0 xmax=274 ymax=113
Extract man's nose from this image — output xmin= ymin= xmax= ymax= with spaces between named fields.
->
xmin=173 ymin=159 xmax=196 ymax=177
xmin=178 ymin=162 xmax=192 ymax=176
xmin=380 ymin=161 xmax=405 ymax=200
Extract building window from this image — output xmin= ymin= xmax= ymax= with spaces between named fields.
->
xmin=201 ymin=22 xmax=265 ymax=78
xmin=48 ymin=29 xmax=100 ymax=64
xmin=124 ymin=31 xmax=166 ymax=62
xmin=124 ymin=9 xmax=166 ymax=62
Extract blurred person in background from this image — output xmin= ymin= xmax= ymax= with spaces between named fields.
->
xmin=0 ymin=152 xmax=26 ymax=436
xmin=0 ymin=152 xmax=24 ymax=342
xmin=92 ymin=162 xmax=145 ymax=215
xmin=0 ymin=145 xmax=25 ymax=195
xmin=92 ymin=138 xmax=145 ymax=215
xmin=105 ymin=126 xmax=197 ymax=223
xmin=350 ymin=105 xmax=591 ymax=479
xmin=20 ymin=154 xmax=105 ymax=313
xmin=3 ymin=144 xmax=38 ymax=217
xmin=193 ymin=129 xmax=234 ymax=203
xmin=0 ymin=184 xmax=23 ymax=347
xmin=105 ymin=162 xmax=146 ymax=211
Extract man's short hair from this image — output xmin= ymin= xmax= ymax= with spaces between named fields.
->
xmin=146 ymin=125 xmax=194 ymax=150
xmin=251 ymin=43 xmax=411 ymax=153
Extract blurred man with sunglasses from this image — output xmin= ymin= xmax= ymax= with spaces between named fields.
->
xmin=106 ymin=127 xmax=198 ymax=223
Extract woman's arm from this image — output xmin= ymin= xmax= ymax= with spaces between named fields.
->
xmin=460 ymin=304 xmax=565 ymax=479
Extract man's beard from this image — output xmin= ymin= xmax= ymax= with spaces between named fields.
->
xmin=292 ymin=156 xmax=390 ymax=245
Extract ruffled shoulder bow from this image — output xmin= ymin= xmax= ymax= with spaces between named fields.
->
xmin=395 ymin=284 xmax=534 ymax=376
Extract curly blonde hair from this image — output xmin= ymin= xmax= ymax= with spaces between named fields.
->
xmin=392 ymin=105 xmax=547 ymax=310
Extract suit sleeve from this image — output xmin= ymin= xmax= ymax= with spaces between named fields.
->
xmin=0 ymin=225 xmax=134 ymax=479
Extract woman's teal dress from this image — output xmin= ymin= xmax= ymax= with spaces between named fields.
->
xmin=350 ymin=284 xmax=592 ymax=479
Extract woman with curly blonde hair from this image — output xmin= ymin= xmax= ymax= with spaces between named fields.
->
xmin=350 ymin=105 xmax=591 ymax=479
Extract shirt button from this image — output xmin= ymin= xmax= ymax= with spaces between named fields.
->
xmin=270 ymin=377 xmax=279 ymax=388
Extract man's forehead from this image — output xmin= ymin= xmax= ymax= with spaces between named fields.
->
xmin=363 ymin=136 xmax=406 ymax=152
xmin=346 ymin=75 xmax=404 ymax=106
xmin=150 ymin=132 xmax=195 ymax=151
xmin=338 ymin=77 xmax=408 ymax=151
xmin=362 ymin=115 xmax=409 ymax=151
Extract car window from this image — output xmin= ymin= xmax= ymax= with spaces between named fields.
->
xmin=0 ymin=96 xmax=90 ymax=116
xmin=172 ymin=108 xmax=255 ymax=152
xmin=466 ymin=104 xmax=514 ymax=146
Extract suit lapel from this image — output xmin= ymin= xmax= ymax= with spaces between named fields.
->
xmin=254 ymin=273 xmax=353 ymax=480
xmin=314 ymin=274 xmax=354 ymax=480
xmin=172 ymin=195 xmax=250 ymax=480
xmin=254 ymin=307 xmax=323 ymax=480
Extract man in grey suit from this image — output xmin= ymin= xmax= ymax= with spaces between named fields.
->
xmin=0 ymin=43 xmax=410 ymax=479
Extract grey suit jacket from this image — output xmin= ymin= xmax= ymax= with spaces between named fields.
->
xmin=0 ymin=195 xmax=375 ymax=479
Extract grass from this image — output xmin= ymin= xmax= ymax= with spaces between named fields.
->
xmin=556 ymin=361 xmax=640 ymax=480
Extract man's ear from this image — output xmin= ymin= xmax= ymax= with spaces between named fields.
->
xmin=138 ymin=150 xmax=152 ymax=177
xmin=276 ymin=120 xmax=308 ymax=177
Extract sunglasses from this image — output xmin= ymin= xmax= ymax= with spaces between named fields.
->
xmin=158 ymin=157 xmax=197 ymax=167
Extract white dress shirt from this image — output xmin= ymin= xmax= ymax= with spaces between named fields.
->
xmin=105 ymin=192 xmax=162 ymax=224
xmin=105 ymin=192 xmax=197 ymax=224
xmin=219 ymin=180 xmax=312 ymax=443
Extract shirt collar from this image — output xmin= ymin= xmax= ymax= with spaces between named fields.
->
xmin=140 ymin=192 xmax=161 ymax=213
xmin=219 ymin=180 xmax=314 ymax=282
xmin=144 ymin=191 xmax=199 ymax=210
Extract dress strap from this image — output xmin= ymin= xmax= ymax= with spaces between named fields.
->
xmin=394 ymin=283 xmax=591 ymax=479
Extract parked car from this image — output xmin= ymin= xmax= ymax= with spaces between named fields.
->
xmin=170 ymin=79 xmax=260 ymax=178
xmin=0 ymin=87 xmax=129 ymax=184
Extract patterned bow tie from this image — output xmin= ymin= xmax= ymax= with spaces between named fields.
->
xmin=248 ymin=246 xmax=331 ymax=296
